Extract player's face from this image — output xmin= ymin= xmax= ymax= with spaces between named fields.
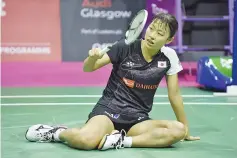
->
xmin=144 ymin=20 xmax=174 ymax=49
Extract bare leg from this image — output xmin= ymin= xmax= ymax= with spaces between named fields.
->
xmin=127 ymin=120 xmax=186 ymax=148
xmin=59 ymin=115 xmax=114 ymax=150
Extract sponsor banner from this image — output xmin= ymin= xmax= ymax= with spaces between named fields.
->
xmin=1 ymin=0 xmax=61 ymax=62
xmin=60 ymin=0 xmax=145 ymax=61
xmin=145 ymin=0 xmax=178 ymax=46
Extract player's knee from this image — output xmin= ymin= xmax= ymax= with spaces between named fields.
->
xmin=171 ymin=121 xmax=186 ymax=140
xmin=170 ymin=120 xmax=184 ymax=129
xmin=68 ymin=130 xmax=99 ymax=150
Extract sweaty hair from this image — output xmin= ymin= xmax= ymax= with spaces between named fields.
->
xmin=152 ymin=12 xmax=178 ymax=38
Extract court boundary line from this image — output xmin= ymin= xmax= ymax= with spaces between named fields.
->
xmin=1 ymin=102 xmax=237 ymax=106
xmin=1 ymin=94 xmax=215 ymax=98
xmin=1 ymin=120 xmax=86 ymax=129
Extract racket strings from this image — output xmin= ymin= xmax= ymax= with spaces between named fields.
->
xmin=129 ymin=21 xmax=143 ymax=31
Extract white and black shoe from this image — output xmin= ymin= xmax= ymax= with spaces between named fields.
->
xmin=98 ymin=130 xmax=126 ymax=150
xmin=25 ymin=124 xmax=67 ymax=142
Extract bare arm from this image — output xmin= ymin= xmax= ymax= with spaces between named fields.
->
xmin=166 ymin=74 xmax=188 ymax=126
xmin=83 ymin=48 xmax=111 ymax=72
xmin=166 ymin=74 xmax=200 ymax=141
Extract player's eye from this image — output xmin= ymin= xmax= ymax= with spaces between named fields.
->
xmin=158 ymin=33 xmax=164 ymax=36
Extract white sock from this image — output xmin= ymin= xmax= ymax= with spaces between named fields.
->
xmin=123 ymin=136 xmax=132 ymax=148
xmin=53 ymin=128 xmax=66 ymax=142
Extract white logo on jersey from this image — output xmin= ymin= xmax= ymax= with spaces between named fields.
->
xmin=104 ymin=111 xmax=120 ymax=119
xmin=158 ymin=61 xmax=167 ymax=68
xmin=126 ymin=61 xmax=134 ymax=67
xmin=138 ymin=117 xmax=144 ymax=120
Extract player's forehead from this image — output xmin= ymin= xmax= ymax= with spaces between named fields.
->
xmin=150 ymin=19 xmax=169 ymax=34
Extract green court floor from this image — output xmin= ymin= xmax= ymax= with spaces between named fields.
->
xmin=1 ymin=87 xmax=237 ymax=158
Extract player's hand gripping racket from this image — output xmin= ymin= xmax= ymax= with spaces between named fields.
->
xmin=99 ymin=9 xmax=148 ymax=55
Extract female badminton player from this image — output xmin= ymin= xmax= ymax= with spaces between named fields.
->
xmin=25 ymin=11 xmax=200 ymax=150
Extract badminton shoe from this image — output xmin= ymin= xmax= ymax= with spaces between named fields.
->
xmin=25 ymin=124 xmax=67 ymax=142
xmin=98 ymin=130 xmax=126 ymax=150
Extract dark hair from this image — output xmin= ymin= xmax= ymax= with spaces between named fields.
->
xmin=152 ymin=12 xmax=178 ymax=38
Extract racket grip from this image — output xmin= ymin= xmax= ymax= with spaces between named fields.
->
xmin=99 ymin=46 xmax=111 ymax=56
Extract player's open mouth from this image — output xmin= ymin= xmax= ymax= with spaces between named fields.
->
xmin=146 ymin=39 xmax=154 ymax=45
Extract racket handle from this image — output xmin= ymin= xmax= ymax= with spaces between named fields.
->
xmin=99 ymin=46 xmax=111 ymax=56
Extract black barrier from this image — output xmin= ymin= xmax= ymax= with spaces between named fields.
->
xmin=60 ymin=0 xmax=146 ymax=61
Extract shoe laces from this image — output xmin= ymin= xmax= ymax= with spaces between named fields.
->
xmin=37 ymin=127 xmax=65 ymax=143
xmin=38 ymin=132 xmax=53 ymax=143
xmin=112 ymin=129 xmax=126 ymax=150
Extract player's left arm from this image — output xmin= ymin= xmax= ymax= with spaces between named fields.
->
xmin=166 ymin=74 xmax=200 ymax=141
xmin=166 ymin=74 xmax=186 ymax=126
xmin=167 ymin=74 xmax=200 ymax=140
xmin=164 ymin=47 xmax=200 ymax=141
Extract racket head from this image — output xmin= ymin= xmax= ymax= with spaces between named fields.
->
xmin=125 ymin=9 xmax=148 ymax=45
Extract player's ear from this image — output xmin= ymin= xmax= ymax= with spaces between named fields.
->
xmin=166 ymin=37 xmax=174 ymax=44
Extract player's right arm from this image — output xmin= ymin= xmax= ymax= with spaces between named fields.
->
xmin=83 ymin=48 xmax=111 ymax=72
xmin=83 ymin=40 xmax=127 ymax=72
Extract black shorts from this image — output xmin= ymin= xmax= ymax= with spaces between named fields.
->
xmin=87 ymin=105 xmax=151 ymax=132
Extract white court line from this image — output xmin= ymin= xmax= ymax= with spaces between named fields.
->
xmin=1 ymin=125 xmax=35 ymax=129
xmin=2 ymin=113 xmax=38 ymax=116
xmin=1 ymin=102 xmax=237 ymax=106
xmin=0 ymin=94 xmax=215 ymax=98
xmin=1 ymin=120 xmax=86 ymax=129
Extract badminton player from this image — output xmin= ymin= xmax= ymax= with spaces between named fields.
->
xmin=25 ymin=12 xmax=200 ymax=150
